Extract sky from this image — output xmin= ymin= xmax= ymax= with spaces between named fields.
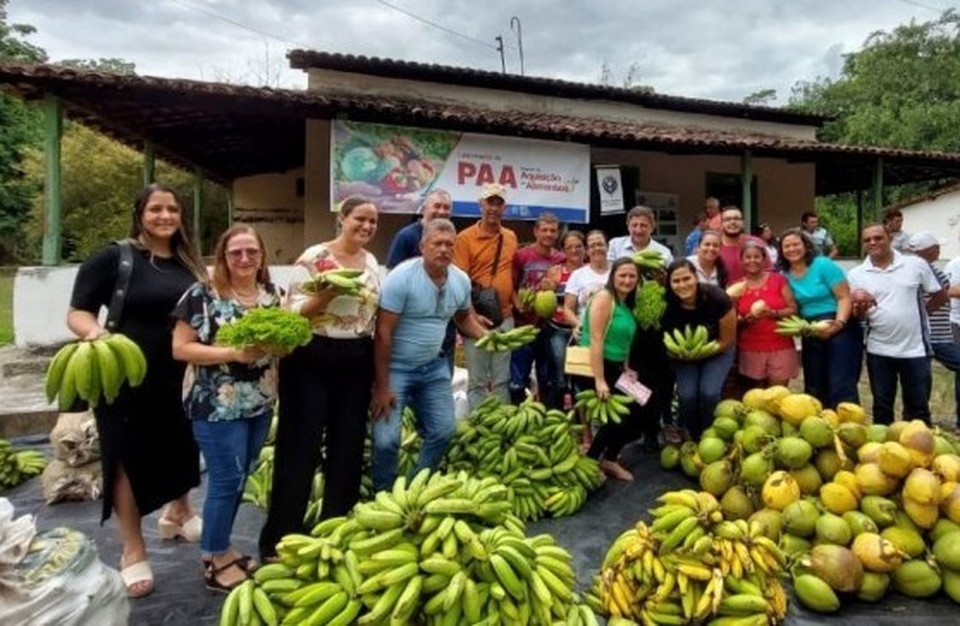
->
xmin=8 ymin=0 xmax=951 ymax=104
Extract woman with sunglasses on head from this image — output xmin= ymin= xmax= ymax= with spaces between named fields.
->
xmin=172 ymin=225 xmax=280 ymax=592
xmin=259 ymin=196 xmax=381 ymax=562
xmin=778 ymin=228 xmax=861 ymax=407
xmin=67 ymin=183 xmax=208 ymax=598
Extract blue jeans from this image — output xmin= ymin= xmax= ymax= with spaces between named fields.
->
xmin=464 ymin=317 xmax=513 ymax=410
xmin=672 ymin=348 xmax=736 ymax=440
xmin=509 ymin=325 xmax=551 ymax=403
xmin=800 ymin=316 xmax=863 ymax=408
xmin=371 ymin=357 xmax=457 ymax=492
xmin=540 ymin=323 xmax=573 ymax=409
xmin=866 ymin=353 xmax=932 ymax=425
xmin=192 ymin=413 xmax=270 ymax=555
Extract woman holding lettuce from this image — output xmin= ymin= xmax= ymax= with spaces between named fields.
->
xmin=172 ymin=224 xmax=280 ymax=591
xmin=258 ymin=196 xmax=382 ymax=562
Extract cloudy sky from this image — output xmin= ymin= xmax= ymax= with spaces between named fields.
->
xmin=8 ymin=0 xmax=948 ymax=103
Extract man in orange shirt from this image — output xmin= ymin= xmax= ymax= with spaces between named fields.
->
xmin=453 ymin=184 xmax=519 ymax=409
xmin=705 ymin=196 xmax=722 ymax=231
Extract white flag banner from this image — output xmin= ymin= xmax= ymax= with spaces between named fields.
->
xmin=596 ymin=166 xmax=624 ymax=215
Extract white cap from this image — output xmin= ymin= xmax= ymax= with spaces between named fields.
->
xmin=906 ymin=231 xmax=944 ymax=251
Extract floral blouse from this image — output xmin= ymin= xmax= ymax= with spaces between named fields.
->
xmin=286 ymin=243 xmax=381 ymax=338
xmin=172 ymin=282 xmax=281 ymax=422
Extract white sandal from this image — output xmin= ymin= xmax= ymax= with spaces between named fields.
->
xmin=157 ymin=514 xmax=202 ymax=542
xmin=120 ymin=559 xmax=154 ymax=598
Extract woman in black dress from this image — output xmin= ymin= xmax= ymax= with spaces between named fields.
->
xmin=68 ymin=183 xmax=207 ymax=597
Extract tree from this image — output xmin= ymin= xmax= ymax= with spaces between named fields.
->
xmin=58 ymin=58 xmax=136 ymax=75
xmin=743 ymin=89 xmax=777 ymax=107
xmin=788 ymin=10 xmax=960 ymax=254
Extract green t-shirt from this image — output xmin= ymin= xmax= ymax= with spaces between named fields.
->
xmin=580 ymin=295 xmax=637 ymax=362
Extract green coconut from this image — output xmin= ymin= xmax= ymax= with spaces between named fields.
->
xmin=743 ymin=410 xmax=781 ymax=437
xmin=800 ymin=416 xmax=835 ymax=449
xmin=740 ymin=451 xmax=774 ymax=488
xmin=777 ymin=437 xmax=814 ymax=470
xmin=697 ymin=437 xmax=728 ymax=464
xmin=699 ymin=460 xmax=735 ymax=497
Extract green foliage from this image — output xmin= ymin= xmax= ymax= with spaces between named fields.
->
xmin=214 ymin=307 xmax=312 ymax=355
xmin=743 ymin=89 xmax=778 ymax=107
xmin=633 ymin=279 xmax=667 ymax=330
xmin=813 ymin=194 xmax=859 ymax=257
xmin=57 ymin=58 xmax=135 ymax=75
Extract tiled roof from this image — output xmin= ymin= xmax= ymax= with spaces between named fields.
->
xmin=287 ymin=50 xmax=828 ymax=128
xmin=2 ymin=62 xmax=960 ymax=193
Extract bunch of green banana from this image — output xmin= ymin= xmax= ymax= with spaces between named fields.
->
xmin=221 ymin=469 xmax=597 ymax=625
xmin=517 ymin=287 xmax=537 ymax=310
xmin=589 ymin=488 xmax=788 ymax=625
xmin=775 ymin=315 xmax=831 ymax=337
xmin=444 ymin=397 xmax=605 ymax=521
xmin=662 ymin=325 xmax=720 ymax=360
xmin=476 ymin=325 xmax=540 ymax=352
xmin=0 ymin=440 xmax=47 ymax=490
xmin=302 ymin=268 xmax=366 ymax=296
xmin=632 ymin=249 xmax=666 ymax=272
xmin=572 ymin=390 xmax=634 ymax=425
xmin=45 ymin=334 xmax=147 ymax=410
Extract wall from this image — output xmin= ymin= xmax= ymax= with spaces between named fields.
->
xmin=232 ymin=169 xmax=305 ymax=265
xmin=307 ymin=69 xmax=819 ymax=141
xmin=901 ymin=191 xmax=960 ymax=261
xmin=591 ymin=148 xmax=816 ymax=250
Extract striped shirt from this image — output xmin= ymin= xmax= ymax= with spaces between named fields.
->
xmin=926 ymin=262 xmax=953 ymax=344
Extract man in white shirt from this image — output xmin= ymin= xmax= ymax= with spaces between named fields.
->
xmin=848 ymin=224 xmax=946 ymax=425
xmin=607 ymin=205 xmax=674 ymax=265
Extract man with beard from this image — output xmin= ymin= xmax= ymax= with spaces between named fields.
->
xmin=719 ymin=206 xmax=768 ymax=283
xmin=848 ymin=225 xmax=945 ymax=425
xmin=370 ymin=219 xmax=489 ymax=490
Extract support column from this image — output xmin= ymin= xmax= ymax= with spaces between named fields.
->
xmin=740 ymin=150 xmax=753 ymax=230
xmin=226 ymin=183 xmax=234 ymax=225
xmin=193 ymin=168 xmax=204 ymax=254
xmin=142 ymin=140 xmax=155 ymax=186
xmin=873 ymin=157 xmax=884 ymax=220
xmin=42 ymin=95 xmax=63 ymax=266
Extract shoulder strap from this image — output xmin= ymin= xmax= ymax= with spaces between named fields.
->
xmin=487 ymin=232 xmax=504 ymax=287
xmin=105 ymin=240 xmax=134 ymax=331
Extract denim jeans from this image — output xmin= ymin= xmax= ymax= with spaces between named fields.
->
xmin=866 ymin=353 xmax=932 ymax=425
xmin=800 ymin=315 xmax=863 ymax=408
xmin=509 ymin=322 xmax=563 ymax=406
xmin=371 ymin=357 xmax=457 ymax=492
xmin=672 ymin=348 xmax=736 ymax=440
xmin=464 ymin=317 xmax=513 ymax=410
xmin=192 ymin=413 xmax=270 ymax=555
xmin=542 ymin=323 xmax=573 ymax=410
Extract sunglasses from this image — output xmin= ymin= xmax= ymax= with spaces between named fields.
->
xmin=226 ymin=248 xmax=262 ymax=260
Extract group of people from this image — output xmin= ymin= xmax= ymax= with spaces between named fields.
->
xmin=66 ymin=180 xmax=954 ymax=600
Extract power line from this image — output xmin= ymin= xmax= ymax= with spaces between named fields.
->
xmin=374 ymin=0 xmax=516 ymax=51
xmin=167 ymin=0 xmax=312 ymax=49
xmin=889 ymin=0 xmax=948 ymax=13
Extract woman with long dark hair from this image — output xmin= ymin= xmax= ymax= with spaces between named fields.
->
xmin=778 ymin=228 xmax=861 ymax=407
xmin=580 ymin=257 xmax=641 ymax=481
xmin=662 ymin=259 xmax=737 ymax=440
xmin=68 ymin=183 xmax=207 ymax=597
xmin=688 ymin=229 xmax=729 ymax=288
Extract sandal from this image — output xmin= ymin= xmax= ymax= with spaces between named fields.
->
xmin=158 ymin=514 xmax=202 ymax=542
xmin=120 ymin=559 xmax=154 ymax=598
xmin=202 ymin=554 xmax=256 ymax=572
xmin=204 ymin=557 xmax=249 ymax=594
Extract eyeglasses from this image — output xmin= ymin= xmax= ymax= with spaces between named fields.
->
xmin=227 ymin=248 xmax=262 ymax=260
xmin=722 ymin=216 xmax=743 ymax=222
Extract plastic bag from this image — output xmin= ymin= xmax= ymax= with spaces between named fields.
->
xmin=50 ymin=411 xmax=100 ymax=467
xmin=0 ymin=499 xmax=128 ymax=626
xmin=41 ymin=459 xmax=102 ymax=505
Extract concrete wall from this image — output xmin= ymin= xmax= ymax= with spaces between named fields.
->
xmin=233 ymin=169 xmax=305 ymax=265
xmin=307 ymin=69 xmax=819 ymax=142
xmin=901 ymin=190 xmax=960 ymax=261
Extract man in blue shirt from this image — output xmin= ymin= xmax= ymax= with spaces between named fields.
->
xmin=370 ymin=219 xmax=489 ymax=491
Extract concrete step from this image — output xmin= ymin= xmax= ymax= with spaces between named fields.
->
xmin=0 ymin=346 xmax=60 ymax=438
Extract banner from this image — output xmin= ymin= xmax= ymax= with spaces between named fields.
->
xmin=595 ymin=165 xmax=624 ymax=214
xmin=331 ymin=121 xmax=590 ymax=223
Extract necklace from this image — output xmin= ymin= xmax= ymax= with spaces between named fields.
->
xmin=231 ymin=285 xmax=260 ymax=305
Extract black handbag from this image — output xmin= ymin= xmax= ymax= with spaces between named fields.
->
xmin=470 ymin=233 xmax=504 ymax=327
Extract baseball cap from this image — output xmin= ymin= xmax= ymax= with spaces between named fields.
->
xmin=478 ymin=183 xmax=507 ymax=202
xmin=907 ymin=231 xmax=944 ymax=251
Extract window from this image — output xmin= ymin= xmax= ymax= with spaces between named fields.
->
xmin=705 ymin=172 xmax=758 ymax=230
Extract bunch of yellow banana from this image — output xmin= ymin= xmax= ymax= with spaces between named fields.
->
xmin=573 ymin=389 xmax=634 ymax=425
xmin=476 ymin=324 xmax=540 ymax=352
xmin=444 ymin=397 xmax=605 ymax=521
xmin=220 ymin=469 xmax=596 ymax=625
xmin=45 ymin=334 xmax=147 ymax=410
xmin=633 ymin=249 xmax=666 ymax=272
xmin=592 ymin=488 xmax=788 ymax=625
xmin=517 ymin=287 xmax=537 ymax=309
xmin=0 ymin=441 xmax=47 ymax=490
xmin=302 ymin=268 xmax=366 ymax=296
xmin=662 ymin=325 xmax=720 ymax=360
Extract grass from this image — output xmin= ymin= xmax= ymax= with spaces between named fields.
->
xmin=0 ymin=268 xmax=13 ymax=346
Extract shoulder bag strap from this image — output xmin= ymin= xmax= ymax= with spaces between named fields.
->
xmin=104 ymin=240 xmax=134 ymax=331
xmin=487 ymin=232 xmax=504 ymax=287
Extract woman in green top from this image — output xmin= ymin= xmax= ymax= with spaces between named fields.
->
xmin=582 ymin=257 xmax=640 ymax=481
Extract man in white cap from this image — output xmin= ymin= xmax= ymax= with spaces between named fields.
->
xmin=453 ymin=183 xmax=519 ymax=408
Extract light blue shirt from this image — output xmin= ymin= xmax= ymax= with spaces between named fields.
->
xmin=380 ymin=258 xmax=471 ymax=369
xmin=785 ymin=255 xmax=846 ymax=318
